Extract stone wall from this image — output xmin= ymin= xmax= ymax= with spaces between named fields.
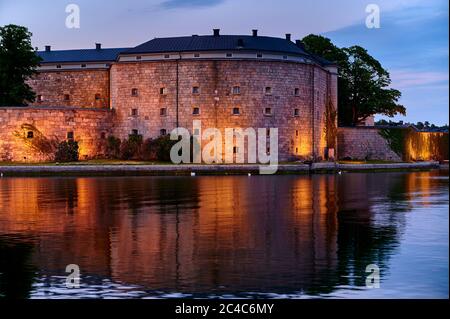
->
xmin=0 ymin=107 xmax=113 ymax=162
xmin=1 ymin=60 xmax=337 ymax=163
xmin=405 ymin=130 xmax=449 ymax=161
xmin=337 ymin=127 xmax=402 ymax=161
xmin=337 ymin=127 xmax=449 ymax=162
xmin=110 ymin=60 xmax=337 ymax=162
xmin=27 ymin=69 xmax=110 ymax=108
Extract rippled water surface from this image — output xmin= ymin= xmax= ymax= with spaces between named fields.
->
xmin=0 ymin=170 xmax=448 ymax=299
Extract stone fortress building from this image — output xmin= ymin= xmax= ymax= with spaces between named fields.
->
xmin=1 ymin=29 xmax=338 ymax=162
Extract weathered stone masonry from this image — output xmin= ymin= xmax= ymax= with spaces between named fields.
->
xmin=28 ymin=69 xmax=110 ymax=108
xmin=337 ymin=127 xmax=449 ymax=161
xmin=111 ymin=60 xmax=337 ymax=162
xmin=0 ymin=32 xmax=339 ymax=162
xmin=0 ymin=107 xmax=113 ymax=162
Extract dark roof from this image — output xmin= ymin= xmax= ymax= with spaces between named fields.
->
xmin=123 ymin=35 xmax=332 ymax=64
xmin=36 ymin=35 xmax=335 ymax=66
xmin=37 ymin=48 xmax=129 ymax=63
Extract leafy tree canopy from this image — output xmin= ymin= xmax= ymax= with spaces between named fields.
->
xmin=0 ymin=24 xmax=41 ymax=106
xmin=302 ymin=34 xmax=405 ymax=126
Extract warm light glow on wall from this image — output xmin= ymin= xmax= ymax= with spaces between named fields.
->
xmin=405 ymin=131 xmax=448 ymax=161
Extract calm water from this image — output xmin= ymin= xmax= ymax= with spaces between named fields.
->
xmin=0 ymin=170 xmax=448 ymax=299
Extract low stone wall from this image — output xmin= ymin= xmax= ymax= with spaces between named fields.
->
xmin=337 ymin=127 xmax=449 ymax=161
xmin=0 ymin=107 xmax=113 ymax=162
xmin=405 ymin=131 xmax=449 ymax=161
xmin=337 ymin=127 xmax=402 ymax=161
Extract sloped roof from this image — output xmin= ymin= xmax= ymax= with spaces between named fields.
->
xmin=124 ymin=35 xmax=309 ymax=56
xmin=37 ymin=48 xmax=129 ymax=63
xmin=36 ymin=35 xmax=335 ymax=66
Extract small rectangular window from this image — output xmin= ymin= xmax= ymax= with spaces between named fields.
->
xmin=131 ymin=88 xmax=138 ymax=96
xmin=283 ymin=55 xmax=288 ymax=60
xmin=264 ymin=108 xmax=272 ymax=116
xmin=194 ymin=53 xmax=200 ymax=58
xmin=294 ymin=88 xmax=300 ymax=96
xmin=294 ymin=108 xmax=299 ymax=116
xmin=192 ymin=86 xmax=200 ymax=94
xmin=296 ymin=147 xmax=299 ymax=154
xmin=56 ymin=64 xmax=62 ymax=69
xmin=131 ymin=129 xmax=139 ymax=135
xmin=296 ymin=130 xmax=299 ymax=137
xmin=67 ymin=131 xmax=74 ymax=140
xmin=266 ymin=147 xmax=270 ymax=155
xmin=164 ymin=54 xmax=170 ymax=59
xmin=265 ymin=87 xmax=272 ymax=95
xmin=232 ymin=107 xmax=240 ymax=115
xmin=257 ymin=53 xmax=263 ymax=58
xmin=160 ymin=108 xmax=167 ymax=116
xmin=37 ymin=95 xmax=43 ymax=102
xmin=27 ymin=131 xmax=34 ymax=139
xmin=232 ymin=86 xmax=240 ymax=95
xmin=81 ymin=64 xmax=86 ymax=68
xmin=233 ymin=146 xmax=239 ymax=154
xmin=160 ymin=129 xmax=167 ymax=136
xmin=226 ymin=53 xmax=233 ymax=57
xmin=266 ymin=128 xmax=270 ymax=137
xmin=193 ymin=107 xmax=200 ymax=115
xmin=160 ymin=87 xmax=167 ymax=95
xmin=64 ymin=94 xmax=70 ymax=101
xmin=131 ymin=108 xmax=138 ymax=116
xmin=136 ymin=56 xmax=142 ymax=60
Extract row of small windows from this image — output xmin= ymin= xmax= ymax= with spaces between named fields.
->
xmin=130 ymin=87 xmax=301 ymax=96
xmin=134 ymin=53 xmax=268 ymax=60
xmin=38 ymin=87 xmax=301 ymax=101
xmin=26 ymin=131 xmax=80 ymax=140
xmin=36 ymin=94 xmax=103 ymax=102
xmin=130 ymin=107 xmax=301 ymax=117
xmin=53 ymin=64 xmax=109 ymax=69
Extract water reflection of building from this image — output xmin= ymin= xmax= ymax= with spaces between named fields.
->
xmin=0 ymin=172 xmax=437 ymax=298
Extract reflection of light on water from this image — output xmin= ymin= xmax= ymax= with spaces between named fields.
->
xmin=0 ymin=170 xmax=447 ymax=299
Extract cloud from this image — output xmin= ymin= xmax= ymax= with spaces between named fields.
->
xmin=160 ymin=0 xmax=225 ymax=9
xmin=390 ymin=70 xmax=449 ymax=89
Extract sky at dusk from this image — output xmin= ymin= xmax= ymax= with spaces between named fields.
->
xmin=1 ymin=0 xmax=448 ymax=125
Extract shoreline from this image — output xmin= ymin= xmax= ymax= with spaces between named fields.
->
xmin=0 ymin=161 xmax=442 ymax=177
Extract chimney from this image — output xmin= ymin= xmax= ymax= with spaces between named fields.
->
xmin=285 ymin=33 xmax=291 ymax=41
xmin=213 ymin=29 xmax=220 ymax=36
xmin=252 ymin=29 xmax=258 ymax=37
xmin=95 ymin=43 xmax=101 ymax=50
xmin=45 ymin=45 xmax=51 ymax=52
xmin=295 ymin=40 xmax=305 ymax=50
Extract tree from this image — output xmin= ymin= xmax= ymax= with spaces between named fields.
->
xmin=301 ymin=35 xmax=406 ymax=126
xmin=0 ymin=24 xmax=41 ymax=106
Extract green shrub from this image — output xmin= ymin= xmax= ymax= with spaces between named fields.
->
xmin=106 ymin=136 xmax=121 ymax=159
xmin=54 ymin=140 xmax=79 ymax=162
xmin=141 ymin=135 xmax=178 ymax=162
xmin=154 ymin=135 xmax=177 ymax=162
xmin=379 ymin=128 xmax=407 ymax=159
xmin=141 ymin=138 xmax=157 ymax=161
xmin=120 ymin=134 xmax=143 ymax=160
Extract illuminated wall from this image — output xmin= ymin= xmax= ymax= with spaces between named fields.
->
xmin=405 ymin=131 xmax=449 ymax=161
xmin=0 ymin=107 xmax=113 ymax=162
xmin=337 ymin=127 xmax=449 ymax=161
